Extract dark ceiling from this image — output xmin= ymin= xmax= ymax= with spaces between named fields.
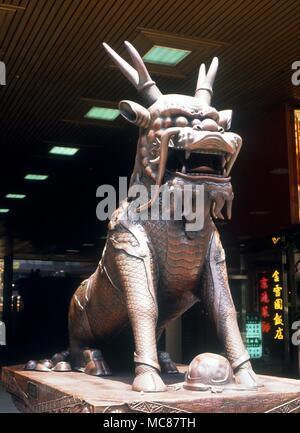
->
xmin=0 ymin=0 xmax=299 ymax=260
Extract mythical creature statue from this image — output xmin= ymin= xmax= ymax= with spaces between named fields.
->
xmin=67 ymin=41 xmax=258 ymax=392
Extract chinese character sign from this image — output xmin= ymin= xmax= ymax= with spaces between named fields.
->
xmin=258 ymin=270 xmax=284 ymax=343
xmin=246 ymin=314 xmax=262 ymax=359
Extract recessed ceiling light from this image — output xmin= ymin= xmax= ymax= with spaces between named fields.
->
xmin=82 ymin=243 xmax=95 ymax=247
xmin=269 ymin=168 xmax=289 ymax=175
xmin=0 ymin=208 xmax=10 ymax=213
xmin=249 ymin=211 xmax=270 ymax=216
xmin=66 ymin=249 xmax=80 ymax=253
xmin=5 ymin=194 xmax=26 ymax=199
xmin=25 ymin=174 xmax=48 ymax=181
xmin=84 ymin=107 xmax=120 ymax=121
xmin=143 ymin=45 xmax=191 ymax=66
xmin=49 ymin=146 xmax=79 ymax=156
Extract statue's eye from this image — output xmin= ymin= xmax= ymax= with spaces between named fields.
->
xmin=163 ymin=117 xmax=173 ymax=128
xmin=175 ymin=116 xmax=188 ymax=127
xmin=192 ymin=119 xmax=202 ymax=129
xmin=152 ymin=118 xmax=162 ymax=130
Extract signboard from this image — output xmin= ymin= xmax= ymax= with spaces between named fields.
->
xmin=246 ymin=313 xmax=262 ymax=359
xmin=258 ymin=269 xmax=284 ymax=345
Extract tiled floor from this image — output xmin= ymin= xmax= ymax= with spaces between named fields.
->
xmin=0 ymin=382 xmax=19 ymax=413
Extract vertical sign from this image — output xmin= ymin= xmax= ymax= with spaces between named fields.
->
xmin=271 ymin=269 xmax=284 ymax=341
xmin=259 ymin=273 xmax=272 ymax=336
xmin=258 ymin=270 xmax=284 ymax=344
xmin=246 ymin=313 xmax=262 ymax=358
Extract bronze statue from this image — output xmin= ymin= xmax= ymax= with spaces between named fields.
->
xmin=67 ymin=41 xmax=258 ymax=392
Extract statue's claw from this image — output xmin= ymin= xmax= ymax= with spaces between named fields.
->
xmin=235 ymin=361 xmax=259 ymax=388
xmin=132 ymin=370 xmax=167 ymax=392
xmin=158 ymin=351 xmax=179 ymax=374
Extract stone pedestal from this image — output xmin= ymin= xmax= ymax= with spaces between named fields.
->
xmin=2 ymin=365 xmax=300 ymax=413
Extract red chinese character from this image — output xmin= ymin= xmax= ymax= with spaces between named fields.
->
xmin=259 ymin=276 xmax=269 ymax=290
xmin=261 ymin=305 xmax=270 ymax=318
xmin=260 ymin=291 xmax=270 ymax=304
xmin=262 ymin=321 xmax=271 ymax=334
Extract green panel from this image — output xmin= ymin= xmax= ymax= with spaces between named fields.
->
xmin=49 ymin=146 xmax=79 ymax=156
xmin=84 ymin=107 xmax=120 ymax=121
xmin=143 ymin=45 xmax=191 ymax=66
xmin=25 ymin=174 xmax=48 ymax=181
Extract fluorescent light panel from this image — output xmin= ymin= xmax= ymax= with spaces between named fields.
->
xmin=6 ymin=194 xmax=26 ymax=199
xmin=84 ymin=107 xmax=120 ymax=121
xmin=143 ymin=45 xmax=191 ymax=66
xmin=49 ymin=146 xmax=79 ymax=156
xmin=0 ymin=209 xmax=10 ymax=213
xmin=25 ymin=174 xmax=48 ymax=181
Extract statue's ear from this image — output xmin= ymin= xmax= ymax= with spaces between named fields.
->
xmin=119 ymin=100 xmax=150 ymax=129
xmin=218 ymin=110 xmax=232 ymax=130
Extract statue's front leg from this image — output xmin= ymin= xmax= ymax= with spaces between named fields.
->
xmin=201 ymin=230 xmax=258 ymax=387
xmin=111 ymin=227 xmax=166 ymax=392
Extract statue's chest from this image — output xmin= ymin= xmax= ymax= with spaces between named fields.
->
xmin=145 ymin=219 xmax=212 ymax=292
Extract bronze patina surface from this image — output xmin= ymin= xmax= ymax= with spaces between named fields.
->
xmin=67 ymin=41 xmax=257 ymax=392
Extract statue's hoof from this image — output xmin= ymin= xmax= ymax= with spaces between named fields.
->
xmin=83 ymin=349 xmax=111 ymax=376
xmin=235 ymin=363 xmax=259 ymax=388
xmin=132 ymin=371 xmax=167 ymax=392
xmin=84 ymin=360 xmax=111 ymax=376
xmin=158 ymin=351 xmax=179 ymax=374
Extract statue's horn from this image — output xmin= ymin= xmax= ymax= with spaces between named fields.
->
xmin=103 ymin=41 xmax=162 ymax=106
xmin=195 ymin=57 xmax=219 ymax=105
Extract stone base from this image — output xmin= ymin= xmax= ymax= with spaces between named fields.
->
xmin=2 ymin=365 xmax=300 ymax=413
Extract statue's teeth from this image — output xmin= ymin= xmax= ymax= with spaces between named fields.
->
xmin=182 ymin=165 xmax=187 ymax=174
xmin=185 ymin=151 xmax=191 ymax=160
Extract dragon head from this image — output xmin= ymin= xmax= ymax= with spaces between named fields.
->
xmin=103 ymin=41 xmax=241 ymax=216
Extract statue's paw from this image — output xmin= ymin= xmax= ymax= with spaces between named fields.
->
xmin=158 ymin=351 xmax=179 ymax=374
xmin=235 ymin=362 xmax=259 ymax=388
xmin=132 ymin=371 xmax=167 ymax=392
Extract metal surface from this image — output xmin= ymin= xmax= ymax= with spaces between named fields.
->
xmin=184 ymin=353 xmax=234 ymax=391
xmin=68 ymin=41 xmax=258 ymax=392
xmin=35 ymin=363 xmax=52 ymax=372
xmin=52 ymin=362 xmax=72 ymax=372
xmin=24 ymin=360 xmax=37 ymax=371
xmin=38 ymin=359 xmax=54 ymax=370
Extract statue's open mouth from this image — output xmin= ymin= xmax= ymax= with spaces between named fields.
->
xmin=166 ymin=148 xmax=227 ymax=178
xmin=155 ymin=128 xmax=242 ymax=182
xmin=139 ymin=128 xmax=241 ymax=211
